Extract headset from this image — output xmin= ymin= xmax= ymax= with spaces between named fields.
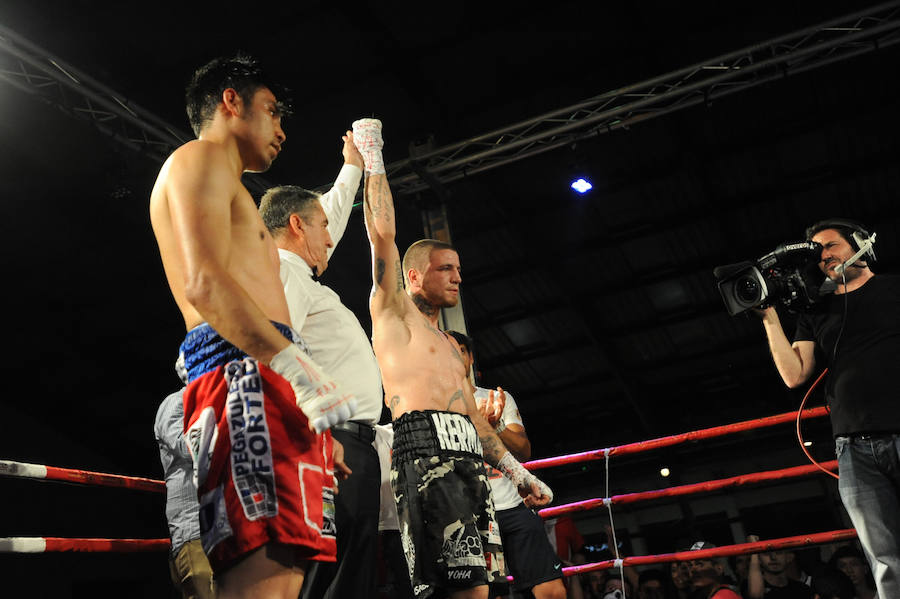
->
xmin=796 ymin=218 xmax=878 ymax=480
xmin=805 ymin=218 xmax=877 ymax=274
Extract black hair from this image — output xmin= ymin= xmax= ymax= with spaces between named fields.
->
xmin=804 ymin=218 xmax=870 ymax=250
xmin=185 ymin=54 xmax=292 ymax=137
xmin=446 ymin=330 xmax=473 ymax=355
xmin=811 ymin=568 xmax=855 ymax=599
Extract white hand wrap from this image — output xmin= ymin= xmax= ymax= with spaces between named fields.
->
xmin=269 ymin=344 xmax=357 ymax=433
xmin=351 ymin=118 xmax=386 ymax=175
xmin=494 ymin=417 xmax=507 ymax=435
xmin=497 ymin=451 xmax=553 ymax=504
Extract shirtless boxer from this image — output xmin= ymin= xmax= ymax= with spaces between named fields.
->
xmin=149 ymin=55 xmax=354 ymax=599
xmin=354 ymin=117 xmax=553 ymax=599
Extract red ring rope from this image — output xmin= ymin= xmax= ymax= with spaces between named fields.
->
xmin=524 ymin=406 xmax=830 ymax=470
xmin=539 ymin=460 xmax=838 ymax=518
xmin=563 ymin=529 xmax=858 ymax=576
xmin=0 ymin=537 xmax=170 ymax=553
xmin=0 ymin=460 xmax=164 ymax=493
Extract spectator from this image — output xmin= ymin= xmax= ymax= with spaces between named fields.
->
xmin=731 ymin=554 xmax=751 ymax=590
xmin=828 ymin=546 xmax=876 ymax=599
xmin=671 ymin=560 xmax=692 ymax=599
xmin=686 ymin=541 xmax=741 ymax=599
xmin=745 ymin=535 xmax=813 ymax=598
xmin=638 ymin=568 xmax=669 ymax=599
xmin=810 ymin=569 xmax=855 ymax=599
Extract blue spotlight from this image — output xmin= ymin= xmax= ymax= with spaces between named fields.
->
xmin=570 ymin=177 xmax=593 ymax=194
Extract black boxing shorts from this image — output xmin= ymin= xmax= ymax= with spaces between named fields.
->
xmin=390 ymin=410 xmax=504 ymax=598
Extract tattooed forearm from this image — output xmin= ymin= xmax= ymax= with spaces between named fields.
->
xmin=412 ymin=293 xmax=438 ymax=318
xmin=446 ymin=389 xmax=463 ymax=411
xmin=480 ymin=432 xmax=506 ymax=467
xmin=368 ymin=176 xmax=392 ymax=223
xmin=375 ymin=258 xmax=386 ymax=285
xmin=395 ymin=259 xmax=404 ymax=292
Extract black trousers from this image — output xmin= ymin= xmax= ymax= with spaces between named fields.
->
xmin=300 ymin=426 xmax=381 ymax=599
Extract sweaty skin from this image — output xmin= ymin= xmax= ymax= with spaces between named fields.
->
xmin=150 ymin=87 xmax=292 ymax=362
xmin=362 ymin=168 xmax=549 ymax=508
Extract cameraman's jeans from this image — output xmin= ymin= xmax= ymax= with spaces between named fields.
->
xmin=835 ymin=434 xmax=900 ymax=598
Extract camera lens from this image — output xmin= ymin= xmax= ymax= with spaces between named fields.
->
xmin=735 ymin=276 xmax=761 ymax=304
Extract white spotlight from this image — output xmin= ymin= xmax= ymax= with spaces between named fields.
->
xmin=660 ymin=467 xmax=670 ymax=477
xmin=570 ymin=178 xmax=593 ymax=193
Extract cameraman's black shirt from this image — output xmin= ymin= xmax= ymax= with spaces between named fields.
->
xmin=794 ymin=274 xmax=900 ymax=436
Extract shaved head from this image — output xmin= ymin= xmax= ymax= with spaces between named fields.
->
xmin=402 ymin=239 xmax=455 ymax=286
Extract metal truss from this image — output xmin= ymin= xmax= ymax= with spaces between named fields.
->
xmin=0 ymin=23 xmax=272 ymax=195
xmin=384 ymin=1 xmax=900 ymax=196
xmin=3 ymin=2 xmax=899 ymax=199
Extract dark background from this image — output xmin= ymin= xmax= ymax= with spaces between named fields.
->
xmin=1 ymin=1 xmax=897 ymax=595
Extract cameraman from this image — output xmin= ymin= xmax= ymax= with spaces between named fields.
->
xmin=758 ymin=219 xmax=900 ymax=598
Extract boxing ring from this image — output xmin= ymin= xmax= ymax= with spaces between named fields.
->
xmin=0 ymin=404 xmax=855 ymax=579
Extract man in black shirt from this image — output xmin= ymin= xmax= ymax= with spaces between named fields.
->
xmin=758 ymin=219 xmax=900 ymax=598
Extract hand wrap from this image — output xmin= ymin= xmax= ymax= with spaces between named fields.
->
xmin=269 ymin=344 xmax=356 ymax=433
xmin=352 ymin=118 xmax=386 ymax=175
xmin=497 ymin=451 xmax=553 ymax=504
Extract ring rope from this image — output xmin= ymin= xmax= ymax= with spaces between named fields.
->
xmin=0 ymin=406 xmax=842 ymax=558
xmin=562 ymin=529 xmax=858 ymax=577
xmin=524 ymin=406 xmax=829 ymax=471
xmin=0 ymin=460 xmax=165 ymax=493
xmin=0 ymin=537 xmax=170 ymax=553
xmin=539 ymin=460 xmax=838 ymax=518
xmin=604 ymin=449 xmax=628 ymax=596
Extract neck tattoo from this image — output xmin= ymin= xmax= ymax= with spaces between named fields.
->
xmin=412 ymin=293 xmax=439 ymax=319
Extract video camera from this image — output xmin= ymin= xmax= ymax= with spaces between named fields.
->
xmin=713 ymin=241 xmax=832 ymax=316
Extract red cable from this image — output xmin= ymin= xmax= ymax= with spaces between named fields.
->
xmin=796 ymin=369 xmax=839 ymax=480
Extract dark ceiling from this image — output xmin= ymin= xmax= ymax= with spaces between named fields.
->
xmin=1 ymin=0 xmax=898 ymax=572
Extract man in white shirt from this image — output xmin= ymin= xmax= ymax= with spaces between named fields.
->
xmin=447 ymin=330 xmax=567 ymax=599
xmin=259 ymin=131 xmax=385 ymax=599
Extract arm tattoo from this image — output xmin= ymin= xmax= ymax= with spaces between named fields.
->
xmin=389 ymin=395 xmax=401 ymax=418
xmin=480 ymin=432 xmax=505 ymax=467
xmin=446 ymin=389 xmax=463 ymax=411
xmin=370 ymin=177 xmax=391 ymax=223
xmin=395 ymin=259 xmax=404 ymax=292
xmin=448 ymin=343 xmax=466 ymax=366
xmin=375 ymin=257 xmax=386 ymax=285
xmin=412 ymin=293 xmax=439 ymax=318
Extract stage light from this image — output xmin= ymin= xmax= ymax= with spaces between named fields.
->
xmin=803 ymin=441 xmax=813 ymax=447
xmin=660 ymin=467 xmax=670 ymax=477
xmin=570 ymin=177 xmax=593 ymax=193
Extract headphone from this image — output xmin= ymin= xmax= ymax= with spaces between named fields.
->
xmin=805 ymin=218 xmax=877 ymax=269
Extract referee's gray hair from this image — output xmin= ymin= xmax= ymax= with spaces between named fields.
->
xmin=259 ymin=185 xmax=322 ymax=234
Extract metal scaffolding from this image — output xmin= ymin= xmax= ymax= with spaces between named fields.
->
xmin=383 ymin=1 xmax=900 ymax=196
xmin=0 ymin=22 xmax=272 ymax=194
xmin=2 ymin=2 xmax=899 ymax=197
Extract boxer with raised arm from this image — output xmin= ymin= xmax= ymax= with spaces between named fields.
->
xmin=354 ymin=118 xmax=552 ymax=599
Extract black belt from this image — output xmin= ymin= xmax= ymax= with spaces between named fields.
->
xmin=847 ymin=432 xmax=897 ymax=441
xmin=332 ymin=420 xmax=376 ymax=443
